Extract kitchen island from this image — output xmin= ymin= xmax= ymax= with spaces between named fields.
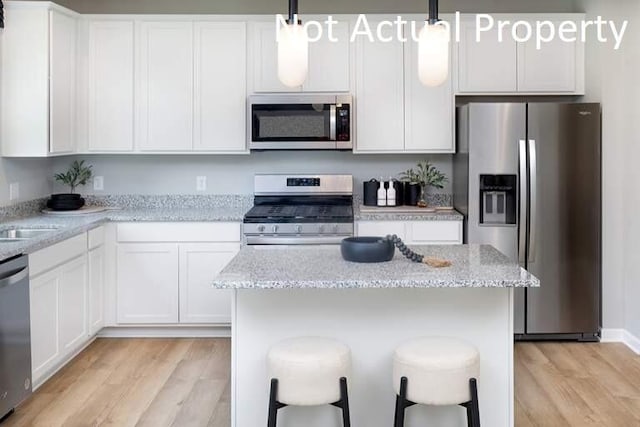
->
xmin=213 ymin=244 xmax=539 ymax=427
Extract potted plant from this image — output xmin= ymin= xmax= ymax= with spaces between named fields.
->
xmin=400 ymin=161 xmax=448 ymax=207
xmin=48 ymin=160 xmax=93 ymax=211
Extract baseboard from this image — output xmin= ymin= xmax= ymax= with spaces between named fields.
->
xmin=601 ymin=328 xmax=640 ymax=354
xmin=97 ymin=325 xmax=231 ymax=338
xmin=600 ymin=328 xmax=624 ymax=342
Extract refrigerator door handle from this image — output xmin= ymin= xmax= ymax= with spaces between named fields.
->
xmin=518 ymin=139 xmax=527 ymax=265
xmin=528 ymin=139 xmax=538 ymax=263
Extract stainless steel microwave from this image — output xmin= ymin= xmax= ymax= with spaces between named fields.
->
xmin=248 ymin=94 xmax=352 ymax=150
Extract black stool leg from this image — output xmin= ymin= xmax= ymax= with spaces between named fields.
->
xmin=394 ymin=376 xmax=416 ymax=427
xmin=470 ymin=378 xmax=480 ymax=427
xmin=339 ymin=377 xmax=351 ymax=427
xmin=267 ymin=378 xmax=286 ymax=427
xmin=331 ymin=377 xmax=352 ymax=427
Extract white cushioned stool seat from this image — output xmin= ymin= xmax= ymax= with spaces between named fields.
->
xmin=268 ymin=337 xmax=351 ymax=406
xmin=393 ymin=337 xmax=480 ymax=406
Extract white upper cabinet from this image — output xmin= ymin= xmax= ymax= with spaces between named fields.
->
xmin=305 ymin=21 xmax=351 ymax=92
xmin=456 ymin=14 xmax=585 ymax=95
xmin=194 ymin=22 xmax=247 ymax=152
xmin=1 ymin=3 xmax=78 ymax=157
xmin=136 ymin=21 xmax=194 ymax=151
xmin=404 ymin=20 xmax=455 ymax=153
xmin=50 ymin=9 xmax=78 ymax=154
xmin=87 ymin=20 xmax=135 ymax=152
xmin=355 ymin=17 xmax=454 ymax=153
xmin=250 ymin=20 xmax=351 ymax=93
xmin=457 ymin=19 xmax=518 ymax=93
xmin=516 ymin=18 xmax=583 ymax=93
xmin=354 ymin=22 xmax=405 ymax=152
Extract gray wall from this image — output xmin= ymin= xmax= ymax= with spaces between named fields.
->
xmin=51 ymin=153 xmax=453 ymax=196
xmin=577 ymin=0 xmax=640 ymax=337
xmin=43 ymin=0 xmax=580 ymax=14
xmin=0 ymin=158 xmax=51 ymax=206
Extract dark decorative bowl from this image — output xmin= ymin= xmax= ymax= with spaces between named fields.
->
xmin=47 ymin=194 xmax=85 ymax=211
xmin=341 ymin=237 xmax=395 ymax=263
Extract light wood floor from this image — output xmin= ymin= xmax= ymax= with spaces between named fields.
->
xmin=4 ymin=339 xmax=640 ymax=426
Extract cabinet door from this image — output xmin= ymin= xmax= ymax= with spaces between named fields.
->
xmin=194 ymin=22 xmax=247 ymax=152
xmin=304 ymin=22 xmax=351 ymax=92
xmin=457 ymin=20 xmax=518 ymax=93
xmin=58 ymin=256 xmax=88 ymax=356
xmin=517 ymin=20 xmax=579 ymax=93
xmin=88 ymin=246 xmax=105 ymax=335
xmin=49 ymin=9 xmax=77 ymax=154
xmin=354 ymin=27 xmax=404 ymax=152
xmin=404 ymin=35 xmax=454 ymax=153
xmin=88 ymin=20 xmax=135 ymax=151
xmin=250 ymin=22 xmax=300 ymax=93
xmin=178 ymin=243 xmax=240 ymax=324
xmin=117 ymin=244 xmax=179 ymax=324
xmin=30 ymin=270 xmax=60 ymax=384
xmin=137 ymin=21 xmax=193 ymax=151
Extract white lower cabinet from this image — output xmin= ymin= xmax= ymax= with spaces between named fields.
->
xmin=30 ymin=251 xmax=88 ymax=387
xmin=88 ymin=244 xmax=105 ymax=335
xmin=116 ymin=243 xmax=179 ymax=324
xmin=115 ymin=223 xmax=241 ymax=325
xmin=178 ymin=243 xmax=240 ymax=324
xmin=356 ymin=220 xmax=462 ymax=244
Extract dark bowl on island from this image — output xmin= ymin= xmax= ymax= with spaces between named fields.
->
xmin=340 ymin=236 xmax=395 ymax=263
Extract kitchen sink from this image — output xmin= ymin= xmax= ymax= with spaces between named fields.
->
xmin=0 ymin=228 xmax=58 ymax=241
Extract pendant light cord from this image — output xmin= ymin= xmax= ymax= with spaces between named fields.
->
xmin=288 ymin=0 xmax=300 ymax=25
xmin=428 ymin=0 xmax=439 ymax=24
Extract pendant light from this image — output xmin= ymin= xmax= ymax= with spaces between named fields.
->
xmin=277 ymin=0 xmax=308 ymax=87
xmin=418 ymin=0 xmax=450 ymax=87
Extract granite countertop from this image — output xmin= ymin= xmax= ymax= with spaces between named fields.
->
xmin=212 ymin=244 xmax=539 ymax=289
xmin=0 ymin=206 xmax=247 ymax=260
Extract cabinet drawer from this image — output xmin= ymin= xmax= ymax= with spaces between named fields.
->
xmin=408 ymin=221 xmax=462 ymax=244
xmin=88 ymin=226 xmax=105 ymax=249
xmin=30 ymin=233 xmax=87 ymax=278
xmin=117 ymin=222 xmax=241 ymax=243
xmin=356 ymin=222 xmax=407 ymax=240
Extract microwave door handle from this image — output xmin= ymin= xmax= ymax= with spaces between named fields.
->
xmin=329 ymin=105 xmax=337 ymax=140
xmin=528 ymin=139 xmax=538 ymax=263
xmin=518 ymin=139 xmax=527 ymax=266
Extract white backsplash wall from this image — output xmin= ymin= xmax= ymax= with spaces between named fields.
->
xmin=51 ymin=152 xmax=453 ymax=197
xmin=0 ymin=158 xmax=52 ymax=207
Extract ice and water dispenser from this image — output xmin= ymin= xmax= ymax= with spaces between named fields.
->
xmin=479 ymin=175 xmax=517 ymax=225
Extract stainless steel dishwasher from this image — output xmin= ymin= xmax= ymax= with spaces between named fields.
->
xmin=0 ymin=255 xmax=32 ymax=422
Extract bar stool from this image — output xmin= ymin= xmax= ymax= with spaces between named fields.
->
xmin=267 ymin=337 xmax=352 ymax=427
xmin=393 ymin=337 xmax=481 ymax=427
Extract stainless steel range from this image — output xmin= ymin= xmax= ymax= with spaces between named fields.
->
xmin=243 ymin=175 xmax=354 ymax=245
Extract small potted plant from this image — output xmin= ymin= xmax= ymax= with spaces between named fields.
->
xmin=48 ymin=160 xmax=93 ymax=211
xmin=400 ymin=161 xmax=448 ymax=208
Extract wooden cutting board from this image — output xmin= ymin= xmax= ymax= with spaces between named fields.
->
xmin=358 ymin=205 xmax=455 ymax=214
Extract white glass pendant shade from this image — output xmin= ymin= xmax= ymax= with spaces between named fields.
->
xmin=277 ymin=23 xmax=308 ymax=87
xmin=418 ymin=23 xmax=450 ymax=87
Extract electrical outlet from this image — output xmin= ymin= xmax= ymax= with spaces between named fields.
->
xmin=9 ymin=182 xmax=19 ymax=201
xmin=93 ymin=176 xmax=104 ymax=191
xmin=196 ymin=176 xmax=207 ymax=192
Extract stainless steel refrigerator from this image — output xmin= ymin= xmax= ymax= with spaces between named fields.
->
xmin=453 ymin=103 xmax=601 ymax=340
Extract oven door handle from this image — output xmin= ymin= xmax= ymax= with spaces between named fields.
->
xmin=0 ymin=266 xmax=29 ymax=289
xmin=330 ymin=105 xmax=337 ymax=141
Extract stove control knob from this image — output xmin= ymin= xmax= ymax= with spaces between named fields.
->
xmin=257 ymin=225 xmax=265 ymax=233
xmin=295 ymin=225 xmax=302 ymax=233
xmin=272 ymin=225 xmax=279 ymax=233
